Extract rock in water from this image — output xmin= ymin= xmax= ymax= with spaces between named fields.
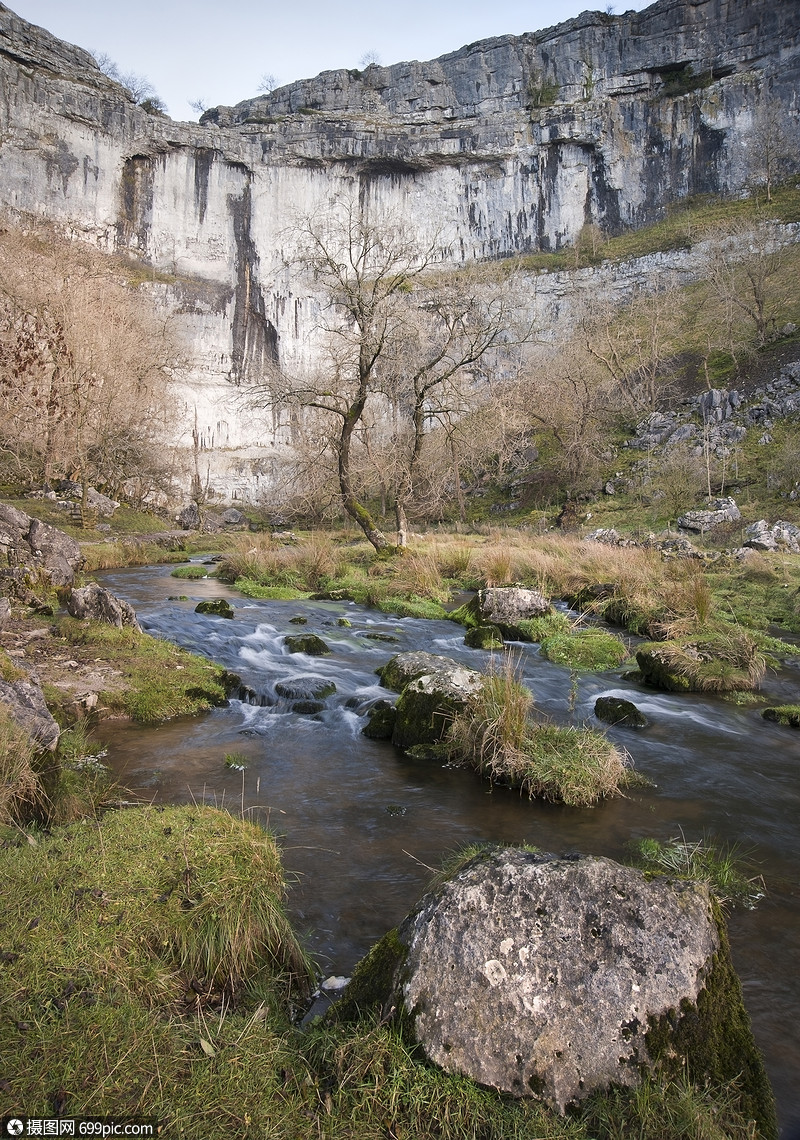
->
xmin=336 ymin=849 xmax=775 ymax=1130
xmin=477 ymin=588 xmax=550 ymax=640
xmin=594 ymin=696 xmax=648 ymax=727
xmin=195 ymin=599 xmax=235 ymax=619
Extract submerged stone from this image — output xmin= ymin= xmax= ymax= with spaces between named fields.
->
xmin=275 ymin=677 xmax=336 ymax=701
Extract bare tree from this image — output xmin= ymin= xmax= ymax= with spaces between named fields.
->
xmin=747 ymin=92 xmax=797 ymax=203
xmin=384 ymin=270 xmax=530 ymax=544
xmin=697 ymin=216 xmax=793 ymax=353
xmin=249 ymin=195 xmax=435 ymax=551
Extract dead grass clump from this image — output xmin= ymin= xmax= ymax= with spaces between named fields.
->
xmin=0 ymin=709 xmax=44 ymax=825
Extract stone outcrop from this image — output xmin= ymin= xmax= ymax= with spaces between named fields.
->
xmin=744 ymin=519 xmax=800 ymax=553
xmin=0 ymin=670 xmax=60 ymax=749
xmin=0 ymin=0 xmax=797 ymax=499
xmin=677 ymin=496 xmax=741 ymax=533
xmin=0 ymin=503 xmax=83 ymax=588
xmin=334 ymin=848 xmax=775 ymax=1131
xmin=66 ymin=584 xmax=141 ymax=630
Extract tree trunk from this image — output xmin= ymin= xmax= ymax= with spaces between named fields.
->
xmin=395 ymin=500 xmax=408 ymax=549
xmin=338 ymin=408 xmax=395 ymax=554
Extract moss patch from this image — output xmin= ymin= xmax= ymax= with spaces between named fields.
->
xmin=644 ymin=902 xmax=776 ymax=1138
xmin=761 ymin=704 xmax=800 ymax=727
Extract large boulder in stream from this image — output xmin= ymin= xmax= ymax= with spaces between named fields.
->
xmin=379 ymin=651 xmax=484 ymax=753
xmin=332 ymin=849 xmax=775 ymax=1132
xmin=453 ymin=588 xmax=551 ymax=641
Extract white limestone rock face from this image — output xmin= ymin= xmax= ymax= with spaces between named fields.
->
xmin=0 ymin=0 xmax=799 ymax=500
xmin=397 ymin=850 xmax=719 ymax=1111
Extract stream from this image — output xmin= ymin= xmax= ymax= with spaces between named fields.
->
xmin=95 ymin=562 xmax=800 ymax=1134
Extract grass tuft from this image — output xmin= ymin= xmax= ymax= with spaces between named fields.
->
xmin=628 ymin=835 xmax=765 ymax=910
xmin=447 ymin=658 xmax=631 ymax=806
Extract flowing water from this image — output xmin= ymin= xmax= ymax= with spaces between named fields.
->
xmin=96 ymin=563 xmax=800 ymax=1133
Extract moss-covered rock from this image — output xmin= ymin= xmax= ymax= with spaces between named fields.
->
xmin=637 ymin=632 xmax=766 ymax=693
xmin=195 ymin=598 xmax=235 ymax=619
xmin=336 ymin=850 xmax=775 ymax=1132
xmin=644 ymin=899 xmax=777 ymax=1138
xmin=275 ymin=677 xmax=336 ymax=700
xmin=464 ymin=624 xmax=504 ymax=649
xmin=378 ymin=651 xmax=458 ymax=694
xmin=392 ymin=665 xmax=484 ymax=751
xmin=362 ymin=700 xmax=397 ymax=740
xmin=761 ymin=704 xmax=800 ymax=727
xmin=594 ymin=696 xmax=648 ymax=728
xmin=284 ymin=634 xmax=331 ymax=655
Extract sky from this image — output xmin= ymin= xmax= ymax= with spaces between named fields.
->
xmin=7 ymin=0 xmax=652 ymax=123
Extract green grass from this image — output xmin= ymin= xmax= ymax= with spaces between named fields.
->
xmin=761 ymin=704 xmax=800 ymax=727
xmin=539 ymin=628 xmax=628 ymax=671
xmin=170 ymin=564 xmax=213 ymax=580
xmin=51 ymin=618 xmax=237 ymax=722
xmin=628 ymin=835 xmax=765 ymax=909
xmin=234 ymin=578 xmax=312 ymax=601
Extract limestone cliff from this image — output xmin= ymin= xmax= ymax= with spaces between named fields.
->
xmin=0 ymin=0 xmax=797 ymax=499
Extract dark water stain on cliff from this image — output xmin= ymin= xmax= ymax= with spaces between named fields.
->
xmin=227 ymin=173 xmax=279 ymax=384
xmin=193 ymin=148 xmax=216 ymax=226
xmin=116 ymin=153 xmax=155 ymax=253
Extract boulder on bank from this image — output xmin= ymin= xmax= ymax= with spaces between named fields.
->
xmin=477 ymin=588 xmax=550 ymax=639
xmin=0 ymin=503 xmax=83 ymax=587
xmin=334 ymin=849 xmax=774 ymax=1131
xmin=0 ymin=670 xmax=60 ymax=750
xmin=66 ymin=584 xmax=141 ymax=630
